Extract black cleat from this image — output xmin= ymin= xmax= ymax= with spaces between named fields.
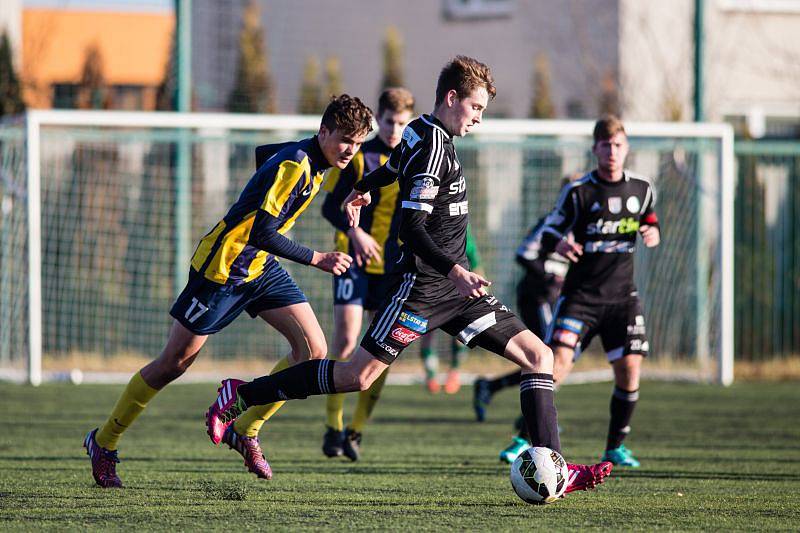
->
xmin=342 ymin=428 xmax=362 ymax=462
xmin=322 ymin=426 xmax=344 ymax=458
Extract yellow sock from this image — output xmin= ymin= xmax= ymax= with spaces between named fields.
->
xmin=95 ymin=371 xmax=158 ymax=451
xmin=326 ymin=392 xmax=346 ymax=431
xmin=233 ymin=356 xmax=290 ymax=438
xmin=350 ymin=368 xmax=389 ymax=433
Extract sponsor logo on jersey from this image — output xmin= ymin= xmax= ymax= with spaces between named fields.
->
xmin=627 ymin=315 xmax=646 ymax=335
xmin=398 ymin=311 xmax=428 ymax=333
xmin=448 ymin=201 xmax=469 ymax=216
xmin=557 ymin=317 xmax=583 ymax=333
xmin=590 ymin=201 xmax=602 ymax=212
xmin=391 ymin=326 xmax=421 ymax=345
xmin=585 ymin=217 xmax=640 ymax=235
xmin=585 ymin=240 xmax=635 ymax=253
xmin=554 ymin=329 xmax=579 ymax=347
xmin=608 ymin=197 xmax=622 ymax=214
xmin=626 ymin=196 xmax=641 ymax=213
xmin=410 ymin=178 xmax=439 ymax=200
xmin=449 ymin=176 xmax=466 ymax=194
xmin=377 ymin=341 xmax=399 ymax=356
xmin=402 ymin=126 xmax=422 ymax=148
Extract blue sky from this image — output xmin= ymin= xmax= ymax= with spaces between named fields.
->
xmin=24 ymin=0 xmax=173 ymax=12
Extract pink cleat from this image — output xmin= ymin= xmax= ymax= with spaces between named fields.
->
xmin=221 ymin=425 xmax=272 ymax=480
xmin=206 ymin=378 xmax=247 ymax=445
xmin=83 ymin=428 xmax=123 ymax=488
xmin=564 ymin=461 xmax=613 ymax=494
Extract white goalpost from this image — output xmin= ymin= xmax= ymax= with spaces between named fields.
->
xmin=6 ymin=110 xmax=734 ymax=386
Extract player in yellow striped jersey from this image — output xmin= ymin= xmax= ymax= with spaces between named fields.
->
xmin=319 ymin=88 xmax=415 ymax=461
xmin=82 ymin=95 xmax=373 ymax=487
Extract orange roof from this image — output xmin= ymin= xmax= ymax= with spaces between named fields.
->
xmin=23 ymin=8 xmax=173 ymax=87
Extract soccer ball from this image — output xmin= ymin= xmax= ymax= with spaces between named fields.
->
xmin=510 ymin=447 xmax=568 ymax=504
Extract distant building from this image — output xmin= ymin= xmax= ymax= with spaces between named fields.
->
xmin=191 ymin=0 xmax=800 ymax=136
xmin=22 ymin=8 xmax=173 ymax=110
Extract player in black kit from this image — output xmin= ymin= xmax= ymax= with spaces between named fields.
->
xmin=205 ymin=57 xmax=612 ymax=494
xmin=540 ymin=115 xmax=661 ymax=468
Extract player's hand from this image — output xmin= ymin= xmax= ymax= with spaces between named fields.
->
xmin=311 ymin=251 xmax=353 ymax=276
xmin=640 ymin=225 xmax=660 ymax=247
xmin=347 ymin=226 xmax=382 ymax=267
xmin=448 ymin=264 xmax=491 ymax=299
xmin=343 ymin=190 xmax=372 ymax=228
xmin=556 ymin=239 xmax=583 ymax=262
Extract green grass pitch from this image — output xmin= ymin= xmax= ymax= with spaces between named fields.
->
xmin=1 ymin=381 xmax=799 ymax=530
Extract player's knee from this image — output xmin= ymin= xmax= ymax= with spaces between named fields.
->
xmin=308 ymin=338 xmax=328 ymax=360
xmin=331 ymin=335 xmax=358 ymax=361
xmin=522 ymin=343 xmax=553 ymax=371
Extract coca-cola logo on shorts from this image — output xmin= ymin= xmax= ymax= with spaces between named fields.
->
xmin=390 ymin=326 xmax=420 ymax=345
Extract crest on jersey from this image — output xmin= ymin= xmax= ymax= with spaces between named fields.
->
xmin=590 ymin=201 xmax=602 ymax=212
xmin=608 ymin=197 xmax=622 ymax=214
xmin=402 ymin=126 xmax=422 ymax=148
xmin=626 ymin=196 xmax=641 ymax=213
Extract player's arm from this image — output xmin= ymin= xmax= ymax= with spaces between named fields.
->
xmin=540 ymin=185 xmax=582 ymax=262
xmin=639 ymin=183 xmax=660 ymax=247
xmin=321 ymin=160 xmax=382 ymax=266
xmin=343 ymin=144 xmax=402 ymax=227
xmin=249 ymin=161 xmax=351 ymax=274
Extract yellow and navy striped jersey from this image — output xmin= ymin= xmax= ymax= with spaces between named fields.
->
xmin=190 ymin=137 xmax=327 ymax=285
xmin=321 ymin=136 xmax=402 ymax=275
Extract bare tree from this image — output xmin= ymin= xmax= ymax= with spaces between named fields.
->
xmin=325 ymin=56 xmax=343 ymax=100
xmin=0 ymin=31 xmax=25 ymax=117
xmin=77 ymin=43 xmax=109 ymax=110
xmin=529 ymin=53 xmax=555 ymax=119
xmin=227 ymin=0 xmax=276 ymax=113
xmin=381 ymin=26 xmax=404 ymax=90
xmin=298 ymin=55 xmax=324 ymax=114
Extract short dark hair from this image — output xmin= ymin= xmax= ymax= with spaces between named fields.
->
xmin=321 ymin=94 xmax=374 ymax=137
xmin=435 ymin=56 xmax=496 ymax=107
xmin=593 ymin=115 xmax=626 ymax=144
xmin=378 ymin=87 xmax=415 ymax=116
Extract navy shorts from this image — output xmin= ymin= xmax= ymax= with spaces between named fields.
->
xmin=332 ymin=265 xmax=399 ymax=311
xmin=170 ymin=259 xmax=307 ymax=335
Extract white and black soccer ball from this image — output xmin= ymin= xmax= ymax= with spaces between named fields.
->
xmin=510 ymin=446 xmax=568 ymax=504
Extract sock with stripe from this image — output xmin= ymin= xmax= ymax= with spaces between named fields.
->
xmin=325 ymin=356 xmax=346 ymax=431
xmin=233 ymin=356 xmax=290 ymax=437
xmin=238 ymin=359 xmax=336 ymax=406
xmin=520 ymin=373 xmax=560 ymax=454
xmin=350 ymin=367 xmax=389 ymax=432
xmin=606 ymin=386 xmax=639 ymax=450
xmin=96 ymin=371 xmax=159 ymax=450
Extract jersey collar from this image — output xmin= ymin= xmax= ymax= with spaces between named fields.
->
xmin=307 ymin=136 xmax=331 ymax=174
xmin=421 ymin=114 xmax=453 ymax=140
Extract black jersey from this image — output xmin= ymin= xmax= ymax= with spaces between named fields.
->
xmin=516 ymin=215 xmax=569 ymax=302
xmin=540 ymin=171 xmax=659 ymax=304
xmin=388 ymin=114 xmax=470 ymax=279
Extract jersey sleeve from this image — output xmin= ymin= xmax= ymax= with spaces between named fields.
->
xmin=249 ymin=160 xmax=315 ymax=264
xmin=540 ymin=183 xmax=579 ymax=251
xmin=399 ymin=138 xmax=445 ymax=214
xmin=639 ymin=182 xmax=660 ymax=230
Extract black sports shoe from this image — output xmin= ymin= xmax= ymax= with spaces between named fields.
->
xmin=342 ymin=428 xmax=362 ymax=462
xmin=322 ymin=426 xmax=344 ymax=458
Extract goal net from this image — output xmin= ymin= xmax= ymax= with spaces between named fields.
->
xmin=0 ymin=111 xmax=733 ymax=384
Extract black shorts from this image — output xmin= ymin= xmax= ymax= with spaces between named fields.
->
xmin=361 ymin=273 xmax=527 ymax=364
xmin=332 ymin=265 xmax=399 ymax=311
xmin=545 ymin=296 xmax=649 ymax=362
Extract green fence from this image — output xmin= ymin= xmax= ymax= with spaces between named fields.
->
xmin=735 ymin=141 xmax=800 ymax=360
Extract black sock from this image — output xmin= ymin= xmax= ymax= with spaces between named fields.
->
xmin=520 ymin=373 xmax=560 ymax=453
xmin=606 ymin=386 xmax=638 ymax=450
xmin=489 ymin=370 xmax=523 ymax=393
xmin=238 ymin=359 xmax=336 ymax=406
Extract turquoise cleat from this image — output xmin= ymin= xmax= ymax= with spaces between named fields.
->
xmin=602 ymin=444 xmax=641 ymax=468
xmin=499 ymin=436 xmax=530 ymax=464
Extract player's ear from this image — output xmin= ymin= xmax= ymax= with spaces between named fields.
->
xmin=446 ymin=89 xmax=459 ymax=107
xmin=318 ymin=124 xmax=331 ymax=142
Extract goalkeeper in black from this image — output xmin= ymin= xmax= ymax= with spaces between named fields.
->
xmin=540 ymin=115 xmax=661 ymax=468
